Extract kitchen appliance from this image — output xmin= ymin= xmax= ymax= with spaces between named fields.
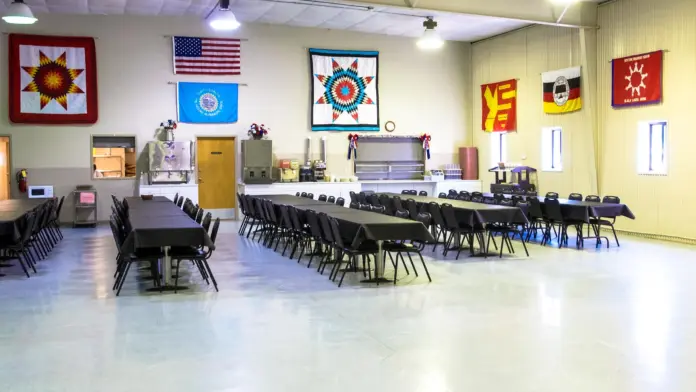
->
xmin=242 ymin=140 xmax=273 ymax=184
xmin=276 ymin=159 xmax=299 ymax=183
xmin=299 ymin=163 xmax=313 ymax=182
xmin=147 ymin=141 xmax=193 ymax=184
xmin=312 ymin=160 xmax=326 ymax=182
xmin=28 ymin=185 xmax=53 ymax=199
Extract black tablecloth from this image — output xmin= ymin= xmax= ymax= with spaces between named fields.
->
xmin=121 ymin=197 xmax=214 ymax=252
xmin=0 ymin=199 xmax=47 ymax=240
xmin=264 ymin=195 xmax=434 ymax=247
xmin=261 ymin=194 xmax=334 ymax=206
xmin=382 ymin=193 xmax=529 ymax=225
xmin=483 ymin=193 xmax=635 ymax=222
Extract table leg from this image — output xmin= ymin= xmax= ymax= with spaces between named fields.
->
xmin=361 ymin=240 xmax=392 ymax=284
xmin=147 ymin=246 xmax=188 ymax=292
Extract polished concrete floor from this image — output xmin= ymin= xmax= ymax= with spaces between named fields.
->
xmin=0 ymin=222 xmax=695 ymax=391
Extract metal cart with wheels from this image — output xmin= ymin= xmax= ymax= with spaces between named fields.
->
xmin=72 ymin=185 xmax=97 ymax=228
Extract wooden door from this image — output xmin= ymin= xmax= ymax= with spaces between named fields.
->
xmin=197 ymin=137 xmax=236 ymax=209
xmin=0 ymin=138 xmax=10 ymax=200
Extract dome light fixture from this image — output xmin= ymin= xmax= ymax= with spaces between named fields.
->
xmin=208 ymin=0 xmax=240 ymax=31
xmin=3 ymin=0 xmax=37 ymax=25
xmin=417 ymin=17 xmax=444 ymax=50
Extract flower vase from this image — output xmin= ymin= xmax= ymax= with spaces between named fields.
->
xmin=252 ymin=134 xmax=263 ymax=140
xmin=166 ymin=130 xmax=174 ymax=141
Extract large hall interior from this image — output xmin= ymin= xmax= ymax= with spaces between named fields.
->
xmin=0 ymin=0 xmax=693 ymax=390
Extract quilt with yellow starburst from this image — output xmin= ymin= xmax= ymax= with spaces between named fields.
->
xmin=310 ymin=48 xmax=379 ymax=132
xmin=9 ymin=34 xmax=98 ymax=124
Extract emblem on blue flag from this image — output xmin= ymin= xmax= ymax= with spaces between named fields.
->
xmin=177 ymin=82 xmax=238 ymax=123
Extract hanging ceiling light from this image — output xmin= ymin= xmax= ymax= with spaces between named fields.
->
xmin=2 ymin=0 xmax=37 ymax=25
xmin=208 ymin=0 xmax=240 ymax=31
xmin=417 ymin=17 xmax=444 ymax=50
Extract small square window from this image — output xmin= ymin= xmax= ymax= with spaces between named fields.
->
xmin=92 ymin=136 xmax=137 ymax=179
xmin=542 ymin=127 xmax=562 ymax=171
xmin=637 ymin=121 xmax=667 ymax=175
xmin=490 ymin=133 xmax=507 ymax=167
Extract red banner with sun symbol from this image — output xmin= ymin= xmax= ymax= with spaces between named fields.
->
xmin=611 ymin=51 xmax=663 ymax=108
xmin=9 ymin=34 xmax=98 ymax=124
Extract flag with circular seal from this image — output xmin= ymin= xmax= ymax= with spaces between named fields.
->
xmin=542 ymin=66 xmax=582 ymax=114
xmin=177 ymin=82 xmax=239 ymax=123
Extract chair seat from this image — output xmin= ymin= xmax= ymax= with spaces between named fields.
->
xmin=382 ymin=242 xmax=421 ymax=252
xmin=589 ymin=218 xmax=614 ymax=225
xmin=125 ymin=248 xmax=165 ymax=261
xmin=170 ymin=246 xmax=206 ymax=258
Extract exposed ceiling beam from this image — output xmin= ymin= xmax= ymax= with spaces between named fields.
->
xmin=343 ymin=0 xmax=598 ymax=28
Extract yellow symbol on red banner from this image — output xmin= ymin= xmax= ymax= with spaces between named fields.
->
xmin=481 ymin=79 xmax=517 ymax=132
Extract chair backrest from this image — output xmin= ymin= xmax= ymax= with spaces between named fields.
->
xmin=306 ymin=193 xmax=314 ymax=199
xmin=516 ymin=201 xmax=530 ymax=212
xmin=419 ymin=191 xmax=428 ymax=196
xmin=195 ymin=208 xmax=204 ymax=224
xmin=439 ymin=203 xmax=460 ymax=230
xmin=545 ymin=192 xmax=559 ymax=199
xmin=359 ymin=204 xmax=371 ymax=211
xmin=349 ymin=191 xmax=358 ymax=203
xmin=210 ymin=218 xmax=221 ymax=244
xmin=499 ymin=199 xmax=514 ymax=207
xmin=456 ymin=194 xmax=471 ymax=201
xmin=602 ymin=195 xmax=620 ymax=204
xmin=544 ymin=198 xmax=564 ymax=221
xmin=378 ymin=194 xmax=393 ymax=214
xmin=392 ymin=195 xmax=405 ymax=212
xmin=349 ymin=201 xmax=359 ymax=209
xmin=459 ymin=191 xmax=470 ymax=197
xmin=511 ymin=195 xmax=524 ymax=204
xmin=335 ymin=197 xmax=345 ymax=207
xmin=527 ymin=197 xmax=544 ymax=219
xmin=264 ymin=200 xmax=278 ymax=224
xmin=438 ymin=192 xmax=447 ymax=199
xmin=301 ymin=192 xmax=308 ymax=197
xmin=304 ymin=209 xmax=324 ymax=239
xmin=189 ymin=205 xmax=200 ymax=220
xmin=493 ymin=193 xmax=506 ymax=201
xmin=318 ymin=194 xmax=328 ymax=202
xmin=317 ymin=212 xmax=335 ymax=243
xmin=327 ymin=217 xmax=345 ymax=249
xmin=471 ymin=196 xmax=483 ymax=203
xmin=277 ymin=205 xmax=291 ymax=229
xmin=20 ymin=212 xmax=36 ymax=245
xmin=296 ymin=192 xmax=301 ymax=196
xmin=568 ymin=193 xmax=583 ymax=201
xmin=427 ymin=202 xmax=447 ymax=227
xmin=288 ymin=206 xmax=304 ymax=232
xmin=202 ymin=212 xmax=212 ymax=232
xmin=236 ymin=193 xmax=246 ymax=215
xmin=394 ymin=210 xmax=410 ymax=219
xmin=406 ymin=199 xmax=419 ymax=220
xmin=55 ymin=195 xmax=65 ymax=221
xmin=585 ymin=195 xmax=601 ymax=202
xmin=174 ymin=192 xmax=179 ymax=204
xmin=401 ymin=190 xmax=410 ymax=195
xmin=449 ymin=189 xmax=457 ymax=195
xmin=446 ymin=194 xmax=457 ymax=200
xmin=483 ymin=197 xmax=496 ymax=205
xmin=327 ymin=196 xmax=336 ymax=203
xmin=471 ymin=191 xmax=483 ymax=198
xmin=177 ymin=197 xmax=184 ymax=207
xmin=358 ymin=192 xmax=368 ymax=204
xmin=368 ymin=193 xmax=381 ymax=207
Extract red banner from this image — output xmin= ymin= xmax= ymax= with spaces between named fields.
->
xmin=481 ymin=79 xmax=516 ymax=132
xmin=612 ymin=51 xmax=662 ymax=107
xmin=9 ymin=34 xmax=98 ymax=124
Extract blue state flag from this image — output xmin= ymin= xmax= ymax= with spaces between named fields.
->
xmin=177 ymin=82 xmax=239 ymax=123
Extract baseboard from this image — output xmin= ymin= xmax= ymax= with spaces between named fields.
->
xmin=603 ymin=228 xmax=696 ymax=246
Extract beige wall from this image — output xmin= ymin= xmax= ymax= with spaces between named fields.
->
xmin=597 ymin=0 xmax=696 ymax=238
xmin=471 ymin=0 xmax=696 ymax=239
xmin=0 ymin=15 xmax=471 ymax=220
xmin=472 ymin=26 xmax=598 ymax=197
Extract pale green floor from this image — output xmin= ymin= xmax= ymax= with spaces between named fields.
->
xmin=0 ymin=222 xmax=694 ymax=391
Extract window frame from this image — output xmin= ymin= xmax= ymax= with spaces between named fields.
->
xmin=490 ymin=132 xmax=507 ymax=167
xmin=541 ymin=127 xmax=563 ymax=172
xmin=90 ymin=135 xmax=138 ymax=181
xmin=637 ymin=121 xmax=667 ymax=175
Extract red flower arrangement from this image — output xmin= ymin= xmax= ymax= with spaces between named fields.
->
xmin=420 ymin=134 xmax=431 ymax=159
xmin=347 ymin=133 xmax=359 ymax=159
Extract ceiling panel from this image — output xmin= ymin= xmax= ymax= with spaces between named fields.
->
xmin=1 ymin=0 xmax=537 ymax=42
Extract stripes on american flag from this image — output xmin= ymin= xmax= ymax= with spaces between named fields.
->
xmin=173 ymin=36 xmax=241 ymax=75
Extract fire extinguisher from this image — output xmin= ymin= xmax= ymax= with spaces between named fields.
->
xmin=16 ymin=169 xmax=27 ymax=194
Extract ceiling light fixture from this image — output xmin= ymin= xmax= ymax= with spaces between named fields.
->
xmin=417 ymin=17 xmax=444 ymax=50
xmin=208 ymin=0 xmax=240 ymax=31
xmin=2 ymin=0 xmax=37 ymax=25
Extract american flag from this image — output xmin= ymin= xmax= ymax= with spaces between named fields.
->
xmin=173 ymin=36 xmax=241 ymax=75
